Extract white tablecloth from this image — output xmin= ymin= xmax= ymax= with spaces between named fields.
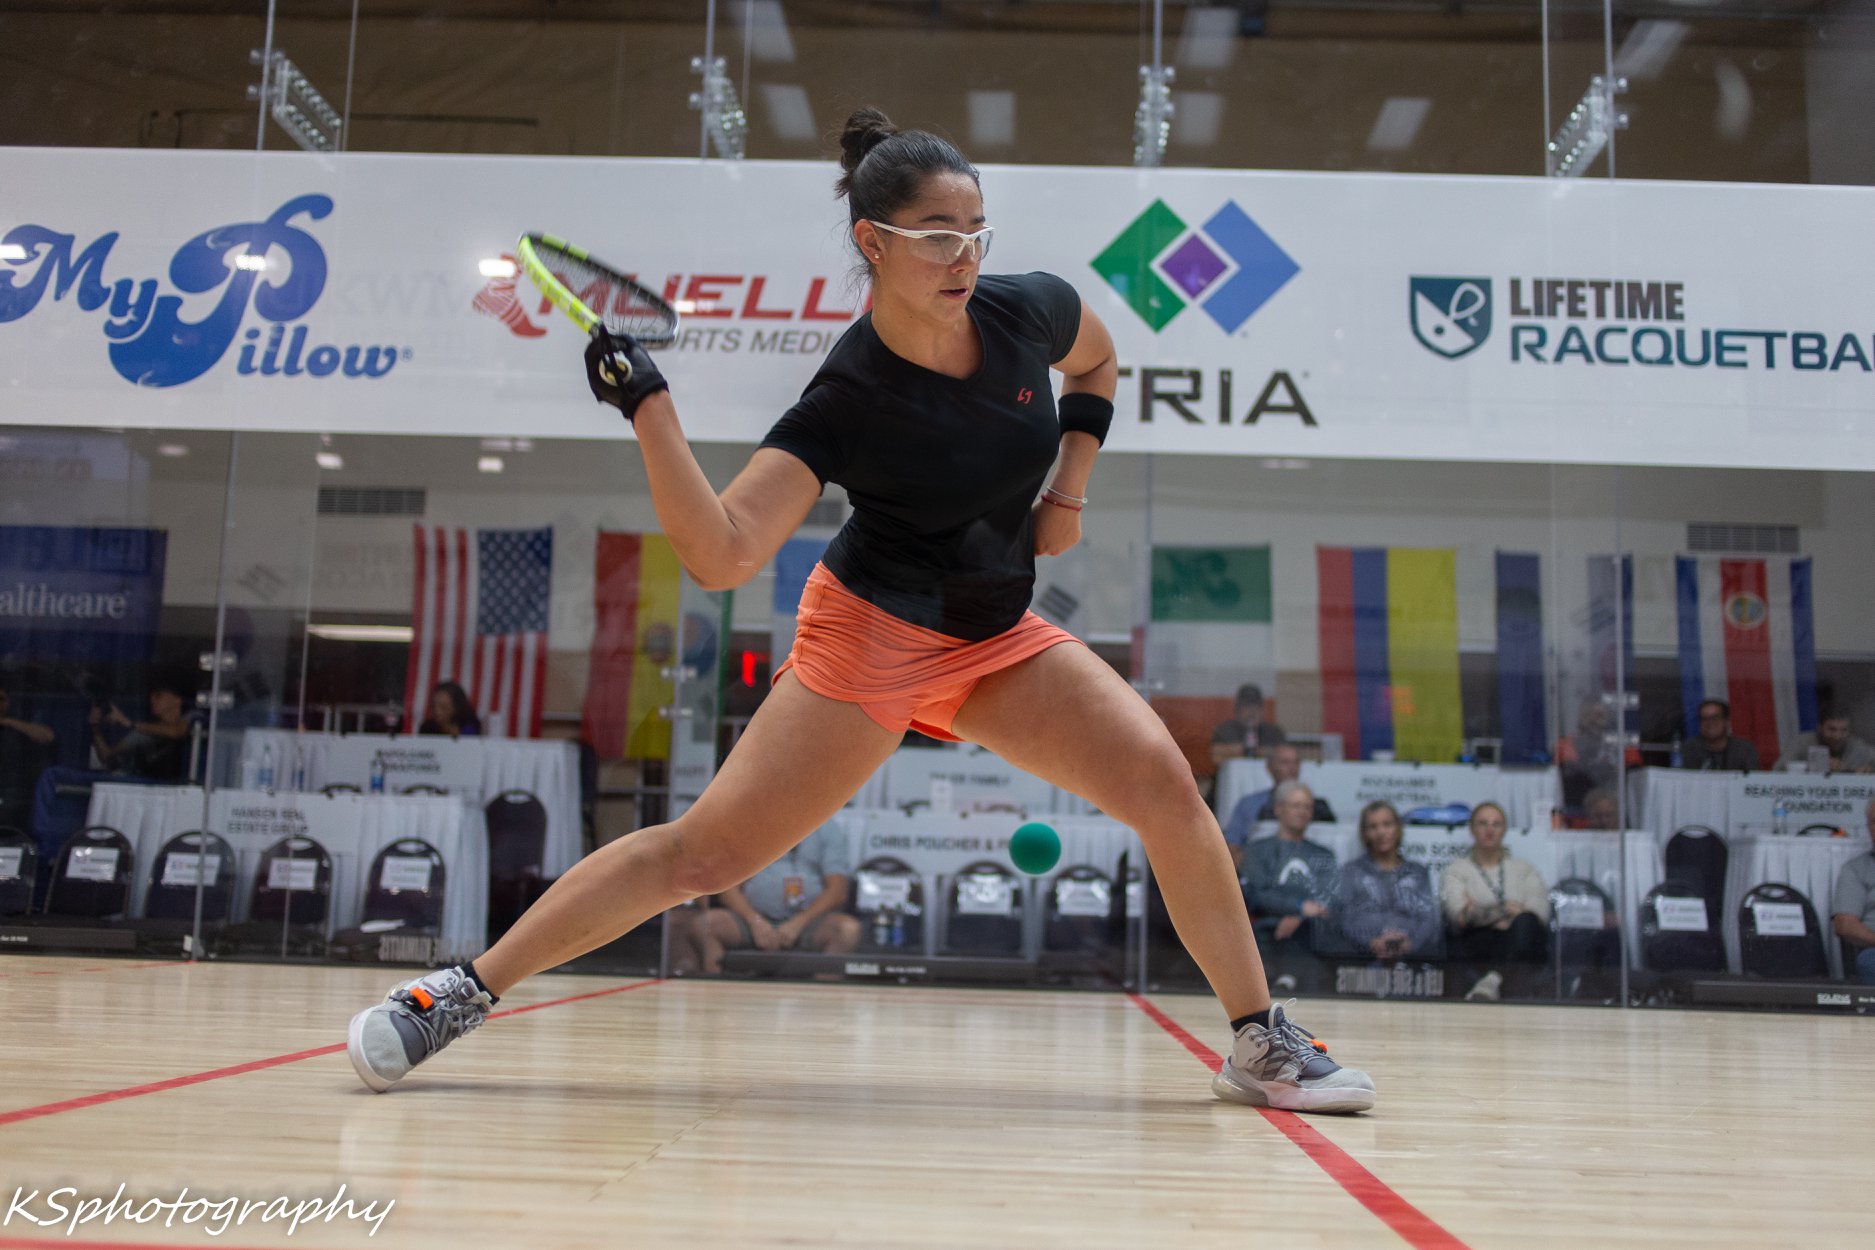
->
xmin=84 ymin=784 xmax=489 ymax=960
xmin=239 ymin=731 xmax=580 ymax=877
xmin=1216 ymin=759 xmax=1561 ymax=830
xmin=1631 ymin=768 xmax=1875 ymax=839
xmin=1548 ymin=829 xmax=1666 ymax=968
xmin=858 ymin=745 xmax=1069 ymax=815
xmin=1723 ymin=835 xmax=1867 ymax=979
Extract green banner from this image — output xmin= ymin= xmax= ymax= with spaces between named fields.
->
xmin=1150 ymin=547 xmax=1272 ymax=623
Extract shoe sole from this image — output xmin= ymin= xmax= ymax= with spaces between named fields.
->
xmin=346 ymin=1008 xmax=396 ymax=1094
xmin=1210 ymin=1068 xmax=1376 ymax=1114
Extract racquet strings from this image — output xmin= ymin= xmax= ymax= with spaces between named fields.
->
xmin=531 ymin=239 xmax=677 ymax=344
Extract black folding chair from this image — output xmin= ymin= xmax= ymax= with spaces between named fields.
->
xmin=945 ymin=860 xmax=1023 ymax=955
xmin=852 ymin=855 xmax=924 ymax=952
xmin=485 ymin=789 xmax=548 ymax=941
xmin=1639 ymin=878 xmax=1726 ymax=973
xmin=225 ymin=835 xmax=335 ymax=958
xmin=142 ymin=831 xmax=237 ymax=924
xmin=329 ymin=838 xmax=447 ymax=964
xmin=1043 ymin=865 xmax=1114 ymax=954
xmin=0 ymin=826 xmax=37 ymax=918
xmin=1738 ymin=882 xmax=1828 ymax=979
xmin=43 ymin=826 xmax=135 ymax=921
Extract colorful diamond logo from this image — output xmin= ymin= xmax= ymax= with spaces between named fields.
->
xmin=1090 ymin=200 xmax=1188 ymax=333
xmin=1160 ymin=234 xmax=1228 ymax=299
xmin=1093 ymin=198 xmax=1299 ymax=335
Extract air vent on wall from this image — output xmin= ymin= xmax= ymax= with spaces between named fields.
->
xmin=317 ymin=486 xmax=427 ymax=517
xmin=1686 ymin=522 xmax=1799 ymax=554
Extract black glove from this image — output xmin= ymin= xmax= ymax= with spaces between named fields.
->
xmin=585 ymin=326 xmax=669 ymax=422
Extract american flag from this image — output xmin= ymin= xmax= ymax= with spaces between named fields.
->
xmin=405 ymin=525 xmax=554 ymax=738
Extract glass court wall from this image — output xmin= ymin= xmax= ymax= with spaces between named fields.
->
xmin=2 ymin=0 xmax=1872 ymax=1014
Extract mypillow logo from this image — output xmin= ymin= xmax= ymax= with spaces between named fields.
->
xmin=1092 ymin=199 xmax=1298 ymax=334
xmin=0 ymin=195 xmax=403 ymax=387
xmin=1409 ymin=276 xmax=1491 ymax=359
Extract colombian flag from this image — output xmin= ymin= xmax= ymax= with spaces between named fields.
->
xmin=1318 ymin=547 xmax=1464 ymax=763
xmin=581 ymin=531 xmax=683 ymax=760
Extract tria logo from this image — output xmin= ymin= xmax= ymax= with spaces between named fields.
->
xmin=1092 ymin=199 xmax=1299 ymax=334
xmin=1409 ymin=276 xmax=1492 ymax=359
xmin=0 ymin=195 xmax=404 ymax=387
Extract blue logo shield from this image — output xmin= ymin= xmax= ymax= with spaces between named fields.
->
xmin=1409 ymin=276 xmax=1491 ymax=359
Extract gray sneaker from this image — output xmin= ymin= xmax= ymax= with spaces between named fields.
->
xmin=1212 ymin=1002 xmax=1376 ymax=1114
xmin=347 ymin=966 xmax=493 ymax=1092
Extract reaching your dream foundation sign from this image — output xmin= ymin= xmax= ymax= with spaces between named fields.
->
xmin=1 ymin=147 xmax=1872 ymax=472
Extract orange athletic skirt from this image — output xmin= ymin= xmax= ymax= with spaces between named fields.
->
xmin=775 ymin=563 xmax=1080 ymax=741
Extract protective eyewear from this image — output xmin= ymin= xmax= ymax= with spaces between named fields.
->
xmin=871 ymin=221 xmax=994 ymax=265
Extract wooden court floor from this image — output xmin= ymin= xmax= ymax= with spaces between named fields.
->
xmin=1 ymin=956 xmax=1867 ymax=1250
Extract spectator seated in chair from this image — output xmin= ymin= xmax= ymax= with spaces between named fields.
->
xmin=418 ymin=681 xmax=482 ymax=738
xmin=1784 ymin=707 xmax=1875 ymax=775
xmin=1830 ymin=796 xmax=1875 ymax=986
xmin=1579 ymin=786 xmax=1621 ymax=832
xmin=1220 ymin=743 xmax=1335 ymax=870
xmin=1208 ymin=682 xmax=1287 ymax=771
xmin=1334 ymin=801 xmax=1440 ymax=963
xmin=88 ymin=684 xmax=191 ymax=783
xmin=1240 ymin=780 xmax=1338 ymax=992
xmin=1440 ymin=801 xmax=1550 ymax=1000
xmin=1679 ymin=698 xmax=1760 ymax=772
xmin=702 ymin=820 xmax=862 ymax=967
xmin=1557 ymin=697 xmax=1641 ymax=817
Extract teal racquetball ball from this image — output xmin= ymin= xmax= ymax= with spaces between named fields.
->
xmin=1008 ymin=822 xmax=1062 ymax=875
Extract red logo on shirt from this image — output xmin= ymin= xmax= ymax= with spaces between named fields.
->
xmin=1015 ymin=387 xmax=1033 ymax=404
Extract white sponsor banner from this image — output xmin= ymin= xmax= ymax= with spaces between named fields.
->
xmin=1733 ymin=775 xmax=1875 ymax=830
xmin=4 ymin=148 xmax=1874 ymax=471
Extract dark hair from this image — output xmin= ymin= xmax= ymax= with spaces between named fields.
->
xmin=430 ymin=681 xmax=481 ymax=731
xmin=1698 ymin=698 xmax=1731 ymax=720
xmin=1234 ymin=683 xmax=1265 ymax=706
xmin=834 ymin=107 xmax=979 ymax=262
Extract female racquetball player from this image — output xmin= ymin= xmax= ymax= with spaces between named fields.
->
xmin=346 ymin=107 xmax=1375 ymax=1115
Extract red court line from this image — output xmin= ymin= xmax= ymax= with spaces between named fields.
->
xmin=1127 ymin=993 xmax=1469 ymax=1250
xmin=0 ymin=978 xmax=665 ymax=1128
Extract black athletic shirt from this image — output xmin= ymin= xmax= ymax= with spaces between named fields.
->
xmin=759 ymin=271 xmax=1083 ymax=641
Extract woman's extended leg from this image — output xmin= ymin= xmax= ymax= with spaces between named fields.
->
xmin=949 ymin=641 xmax=1375 ymax=1113
xmin=947 ymin=643 xmax=1269 ymax=1017
xmin=348 ymin=672 xmax=900 ymax=1089
xmin=473 ymin=671 xmax=900 ymax=994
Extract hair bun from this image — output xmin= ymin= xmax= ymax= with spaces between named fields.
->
xmin=835 ymin=107 xmax=898 ymax=195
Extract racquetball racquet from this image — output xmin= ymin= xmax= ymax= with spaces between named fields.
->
xmin=515 ymin=233 xmax=680 ymax=383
